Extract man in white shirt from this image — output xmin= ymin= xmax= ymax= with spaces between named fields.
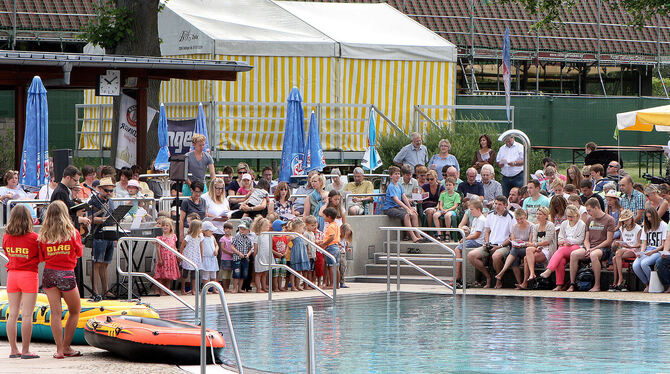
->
xmin=496 ymin=134 xmax=525 ymax=196
xmin=467 ymin=196 xmax=514 ymax=288
xmin=393 ymin=132 xmax=428 ymax=168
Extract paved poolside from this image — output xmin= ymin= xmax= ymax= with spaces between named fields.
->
xmin=3 ymin=283 xmax=670 ymax=373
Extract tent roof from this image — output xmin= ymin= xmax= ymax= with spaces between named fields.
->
xmin=160 ymin=0 xmax=455 ymax=61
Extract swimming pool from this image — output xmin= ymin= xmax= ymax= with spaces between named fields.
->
xmin=160 ymin=293 xmax=670 ymax=373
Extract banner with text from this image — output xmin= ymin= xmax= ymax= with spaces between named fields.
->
xmin=115 ymin=94 xmax=158 ymax=169
xmin=167 ymin=119 xmax=196 ymax=156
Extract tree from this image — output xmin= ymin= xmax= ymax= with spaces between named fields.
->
xmin=501 ymin=0 xmax=670 ymax=29
xmin=82 ymin=0 xmax=161 ymax=170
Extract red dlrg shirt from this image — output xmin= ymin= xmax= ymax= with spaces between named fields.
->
xmin=39 ymin=230 xmax=83 ymax=271
xmin=3 ymin=232 xmax=40 ymax=272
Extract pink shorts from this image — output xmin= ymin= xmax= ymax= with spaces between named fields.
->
xmin=6 ymin=270 xmax=39 ymax=293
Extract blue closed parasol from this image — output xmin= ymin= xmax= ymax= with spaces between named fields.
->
xmin=154 ymin=104 xmax=170 ymax=171
xmin=20 ymin=76 xmax=49 ymax=187
xmin=305 ymin=110 xmax=325 ymax=172
xmin=279 ymin=87 xmax=306 ymax=182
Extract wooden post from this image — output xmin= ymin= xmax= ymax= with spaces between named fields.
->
xmin=14 ymin=85 xmax=25 ymax=170
xmin=137 ymin=82 xmax=148 ymax=169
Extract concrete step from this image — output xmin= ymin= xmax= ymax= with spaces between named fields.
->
xmin=365 ymin=263 xmax=455 ymax=276
xmin=351 ymin=275 xmax=456 ymax=285
xmin=373 ymin=253 xmax=458 ymax=266
xmin=382 ymin=241 xmax=459 ymax=255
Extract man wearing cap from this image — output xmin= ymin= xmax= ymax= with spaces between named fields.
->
xmin=344 ymin=167 xmax=374 ymax=215
xmin=88 ymin=177 xmax=117 ymax=297
xmin=496 ymin=134 xmax=525 ymax=196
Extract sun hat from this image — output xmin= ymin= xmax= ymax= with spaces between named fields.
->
xmin=241 ymin=173 xmax=252 ymax=181
xmin=98 ymin=177 xmax=114 ymax=187
xmin=619 ymin=209 xmax=634 ymax=222
xmin=127 ymin=179 xmax=140 ymax=188
xmin=604 ymin=190 xmax=620 ymax=199
xmin=202 ymin=221 xmax=217 ymax=232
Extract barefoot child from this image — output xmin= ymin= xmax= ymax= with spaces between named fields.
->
xmin=179 ymin=219 xmax=203 ymax=295
xmin=201 ymin=221 xmax=220 ymax=292
xmin=271 ymin=219 xmax=290 ymax=291
xmin=305 ymin=215 xmax=324 ymax=286
xmin=610 ymin=209 xmax=641 ymax=291
xmin=253 ymin=217 xmax=273 ymax=293
xmin=218 ymin=222 xmax=234 ymax=291
xmin=318 ymin=208 xmax=341 ymax=289
xmin=339 ymin=223 xmax=353 ymax=288
xmin=288 ymin=218 xmax=310 ymax=291
xmin=230 ymin=220 xmax=254 ymax=293
xmin=303 ymin=219 xmax=317 ymax=283
xmin=154 ymin=218 xmax=180 ymax=295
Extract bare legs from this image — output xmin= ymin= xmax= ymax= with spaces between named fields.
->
xmin=45 ymin=287 xmax=81 ymax=358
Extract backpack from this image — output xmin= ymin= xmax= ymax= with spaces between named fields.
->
xmin=575 ymin=267 xmax=595 ymax=291
xmin=530 ymin=276 xmax=554 ymax=290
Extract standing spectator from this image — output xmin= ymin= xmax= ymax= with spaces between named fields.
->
xmin=393 ymin=132 xmax=428 ymax=168
xmin=203 ymin=178 xmax=230 ymax=233
xmin=480 ymin=164 xmax=503 ymax=209
xmin=184 ymin=133 xmax=216 ymax=196
xmin=472 ymin=134 xmax=496 ymax=173
xmin=620 ymin=175 xmax=645 ymax=224
xmin=51 ymin=165 xmax=89 ymax=230
xmin=565 ymin=165 xmax=584 ymax=190
xmin=88 ymin=178 xmax=116 ymax=297
xmin=496 ymin=134 xmax=525 ymax=196
xmin=319 ymin=190 xmax=347 ymax=226
xmin=343 ymin=167 xmax=374 ymax=215
xmin=457 ymin=168 xmax=485 ymax=201
xmin=567 ymin=198 xmax=616 ymax=292
xmin=585 ymin=142 xmax=597 ymax=155
xmin=399 ymin=164 xmax=420 ymax=198
xmin=303 ymin=173 xmax=329 ymax=229
xmin=428 ymin=139 xmax=459 ymax=180
xmin=325 ymin=168 xmax=345 ymax=193
xmin=382 ymin=166 xmax=421 ymax=243
xmin=522 ymin=180 xmax=550 ymax=224
xmin=645 ymin=184 xmax=669 ymax=223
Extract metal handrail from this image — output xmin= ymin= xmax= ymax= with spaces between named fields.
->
xmin=381 ymin=256 xmax=452 ymax=289
xmin=200 ymin=281 xmax=243 ymax=374
xmin=116 ymin=237 xmax=200 ymax=322
xmin=259 ymin=232 xmax=337 ymax=302
xmin=379 ymin=227 xmax=466 ymax=295
xmin=157 ymin=196 xmax=188 ymax=212
xmin=414 ymin=105 xmax=442 ymax=133
xmin=0 ymin=251 xmax=7 ymax=263
xmin=306 ymin=306 xmax=316 ymax=374
xmin=6 ymin=199 xmax=50 ymax=223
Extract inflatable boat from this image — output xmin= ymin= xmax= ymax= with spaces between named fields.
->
xmin=84 ymin=315 xmax=226 ymax=364
xmin=0 ymin=290 xmax=159 ymax=344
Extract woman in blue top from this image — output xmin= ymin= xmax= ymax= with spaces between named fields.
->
xmin=303 ymin=173 xmax=328 ymax=230
xmin=428 ymin=139 xmax=460 ymax=180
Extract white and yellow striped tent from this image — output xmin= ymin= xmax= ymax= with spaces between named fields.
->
xmin=81 ymin=0 xmax=457 ymax=154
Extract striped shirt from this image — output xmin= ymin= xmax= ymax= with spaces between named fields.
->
xmin=621 ymin=190 xmax=645 ymax=223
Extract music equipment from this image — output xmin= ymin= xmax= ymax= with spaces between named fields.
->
xmin=52 ymin=148 xmax=73 ymax=182
xmin=169 ymin=154 xmax=188 ymax=182
xmin=100 ymin=225 xmax=162 ymax=241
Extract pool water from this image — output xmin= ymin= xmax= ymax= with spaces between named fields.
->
xmin=160 ymin=293 xmax=670 ymax=373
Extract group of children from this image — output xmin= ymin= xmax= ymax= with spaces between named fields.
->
xmin=151 ymin=208 xmax=353 ymax=295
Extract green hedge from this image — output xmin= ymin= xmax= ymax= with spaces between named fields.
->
xmin=378 ymin=122 xmax=544 ymax=181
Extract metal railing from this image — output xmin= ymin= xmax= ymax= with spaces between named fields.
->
xmin=200 ymin=281 xmax=243 ymax=374
xmin=110 ymin=197 xmax=158 ymax=219
xmin=413 ymin=104 xmax=515 ymax=134
xmin=343 ymin=193 xmax=385 ymax=215
xmin=259 ymin=232 xmax=337 ymax=302
xmin=116 ymin=237 xmax=201 ymax=322
xmin=0 ymin=251 xmax=7 ymax=263
xmin=6 ymin=199 xmax=50 ymax=223
xmin=157 ymin=196 xmax=189 ymax=213
xmin=380 ymin=227 xmax=466 ymax=295
xmin=306 ymin=305 xmax=316 ymax=374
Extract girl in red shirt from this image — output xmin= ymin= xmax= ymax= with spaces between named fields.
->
xmin=38 ymin=200 xmax=83 ymax=359
xmin=2 ymin=205 xmax=40 ymax=359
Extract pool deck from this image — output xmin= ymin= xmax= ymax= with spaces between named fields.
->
xmin=3 ymin=283 xmax=670 ymax=373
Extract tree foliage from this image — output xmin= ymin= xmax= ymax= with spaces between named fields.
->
xmin=79 ymin=1 xmax=133 ymax=50
xmin=500 ymin=0 xmax=670 ymax=29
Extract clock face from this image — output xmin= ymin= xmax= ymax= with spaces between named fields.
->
xmin=98 ymin=70 xmax=121 ymax=96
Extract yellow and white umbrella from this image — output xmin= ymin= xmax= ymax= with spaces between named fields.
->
xmin=617 ymin=104 xmax=670 ymax=132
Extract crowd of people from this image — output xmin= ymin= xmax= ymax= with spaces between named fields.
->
xmin=387 ymin=134 xmax=670 ymax=292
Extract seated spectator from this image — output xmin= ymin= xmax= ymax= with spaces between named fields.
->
xmin=472 ymin=134 xmax=496 ymax=173
xmin=457 ymin=168 xmax=484 ymax=201
xmin=0 ymin=170 xmax=29 ymax=202
xmin=480 ymin=164 xmax=502 ymax=209
xmin=78 ymin=165 xmax=97 ymax=201
xmin=467 ymin=196 xmax=513 ymax=288
xmin=382 ymin=166 xmax=421 ymax=243
xmin=645 ymin=184 xmax=669 ymax=223
xmin=421 ymin=170 xmax=444 ymax=230
xmin=293 ymin=170 xmax=318 ymax=216
xmin=654 ymin=240 xmax=670 ymax=293
xmin=495 ymin=208 xmax=532 ymax=288
xmin=519 ymin=206 xmax=557 ymax=289
xmin=304 ymin=173 xmax=329 ymax=230
xmin=604 ymin=190 xmax=622 ymax=240
xmin=549 ymin=195 xmax=568 ymax=229
xmin=239 ymin=178 xmax=270 ymax=219
xmin=441 ymin=166 xmax=463 ymax=190
xmin=343 ymin=167 xmax=374 ymax=215
xmin=579 ymin=179 xmax=605 ymax=211
xmin=428 ymin=139 xmax=459 ymax=180
xmin=454 ymin=198 xmax=487 ymax=287
xmin=415 ymin=165 xmax=428 ymax=186
xmin=98 ymin=165 xmax=116 ymax=182
xmin=433 ymin=177 xmax=461 ymax=241
xmin=227 ymin=162 xmax=248 ymax=196
xmin=539 ymin=205 xmax=586 ymax=291
xmin=269 ymin=181 xmax=295 ymax=221
xmin=567 ymin=197 xmax=616 ymax=292
xmin=589 ymin=164 xmax=607 ymax=192
xmin=632 ymin=207 xmax=667 ymax=292
xmin=400 ymin=164 xmax=419 ymax=199
xmin=319 ymin=190 xmax=347 ymax=226
xmin=325 ymin=168 xmax=345 ymax=193
xmin=568 ymin=194 xmax=589 ymax=223
xmin=114 ymin=167 xmax=132 ymax=198
xmin=261 ymin=166 xmax=278 ymax=193
xmin=610 ymin=209 xmax=641 ymax=291
xmin=564 ymin=183 xmax=577 ymax=198
xmin=522 ymin=180 xmax=550 ymax=224
xmin=131 ymin=164 xmax=154 ymax=198
xmin=237 ymin=173 xmax=253 ymax=196
xmin=38 ymin=169 xmax=59 ymax=201
xmin=551 ymin=178 xmax=566 ymax=198
xmin=620 ymin=175 xmax=645 ymax=224
xmin=633 ymin=183 xmax=645 ymax=194
xmin=605 ymin=161 xmax=624 ymax=182
xmin=565 ymin=165 xmax=583 ymax=190
xmin=393 ymin=132 xmax=428 ymax=168
xmin=222 ymin=165 xmax=235 ymax=195
xmin=507 ymin=187 xmax=522 ymax=212
xmin=541 ymin=166 xmax=559 ymax=195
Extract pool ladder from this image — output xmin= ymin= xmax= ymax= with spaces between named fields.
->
xmin=200 ymin=281 xmax=244 ymax=373
xmin=379 ymin=227 xmax=466 ymax=295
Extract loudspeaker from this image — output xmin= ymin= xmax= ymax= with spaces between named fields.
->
xmin=169 ymin=154 xmax=188 ymax=182
xmin=52 ymin=149 xmax=73 ymax=182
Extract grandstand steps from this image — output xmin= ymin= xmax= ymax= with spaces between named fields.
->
xmin=350 ymin=275 xmax=455 ymax=285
